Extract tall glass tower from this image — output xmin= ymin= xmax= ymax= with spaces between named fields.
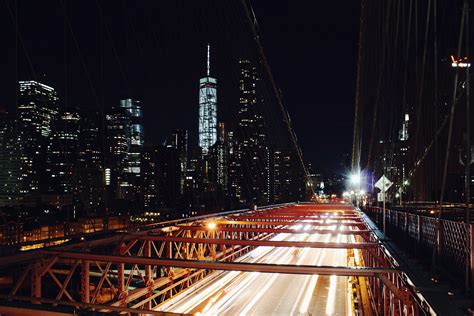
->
xmin=198 ymin=44 xmax=217 ymax=155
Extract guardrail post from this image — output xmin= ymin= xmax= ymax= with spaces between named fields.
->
xmin=404 ymin=212 xmax=408 ymax=235
xmin=470 ymin=224 xmax=474 ymax=287
xmin=438 ymin=220 xmax=445 ymax=257
xmin=417 ymin=215 xmax=422 ymax=244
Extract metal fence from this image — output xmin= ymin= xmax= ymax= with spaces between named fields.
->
xmin=364 ymin=206 xmax=472 ymax=280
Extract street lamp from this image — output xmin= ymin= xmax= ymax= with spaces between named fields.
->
xmin=207 ymin=222 xmax=217 ymax=230
xmin=348 ymin=172 xmax=362 ymax=207
xmin=350 ymin=173 xmax=361 ymax=186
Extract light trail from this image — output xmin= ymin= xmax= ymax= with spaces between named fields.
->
xmin=295 ymin=234 xmax=330 ymax=315
xmin=325 ymin=275 xmax=338 ymax=315
xmin=158 ymin=218 xmax=356 ymax=315
xmin=238 ymin=233 xmax=318 ymax=315
xmin=157 ymin=233 xmax=299 ymax=314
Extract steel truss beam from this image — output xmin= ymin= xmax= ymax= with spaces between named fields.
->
xmin=193 ymin=219 xmax=366 ymax=226
xmin=41 ymin=251 xmax=395 ymax=277
xmin=174 ymin=226 xmax=371 ymax=235
xmin=138 ymin=236 xmax=378 ymax=249
xmin=228 ymin=216 xmax=362 ymax=221
xmin=0 ymin=295 xmax=172 ymax=315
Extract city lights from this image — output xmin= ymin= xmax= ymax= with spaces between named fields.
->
xmin=450 ymin=55 xmax=471 ymax=68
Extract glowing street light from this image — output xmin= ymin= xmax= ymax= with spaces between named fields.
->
xmin=348 ymin=172 xmax=362 ymax=207
xmin=350 ymin=173 xmax=361 ymax=185
xmin=207 ymin=222 xmax=217 ymax=230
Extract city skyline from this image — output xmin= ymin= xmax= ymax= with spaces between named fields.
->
xmin=0 ymin=48 xmax=309 ymax=219
xmin=0 ymin=1 xmax=359 ymax=175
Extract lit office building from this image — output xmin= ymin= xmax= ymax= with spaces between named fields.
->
xmin=77 ymin=111 xmax=104 ymax=213
xmin=17 ymin=80 xmax=59 ymax=194
xmin=226 ymin=129 xmax=243 ymax=204
xmin=105 ymin=108 xmax=130 ymax=198
xmin=168 ymin=129 xmax=188 ymax=194
xmin=105 ymin=99 xmax=144 ymax=202
xmin=272 ymin=149 xmax=292 ymax=202
xmin=119 ymin=98 xmax=144 ymax=199
xmin=198 ymin=45 xmax=217 ymax=155
xmin=141 ymin=145 xmax=160 ymax=211
xmin=0 ymin=111 xmax=20 ymax=206
xmin=237 ymin=59 xmax=270 ymax=204
xmin=216 ymin=122 xmax=228 ymax=189
xmin=46 ymin=112 xmax=80 ymax=194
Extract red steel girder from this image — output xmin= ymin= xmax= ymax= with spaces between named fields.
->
xmin=41 ymin=250 xmax=396 ymax=277
xmin=233 ymin=212 xmax=359 ymax=217
xmin=137 ymin=236 xmax=378 ymax=249
xmin=175 ymin=226 xmax=371 ymax=235
xmin=230 ymin=216 xmax=362 ymax=222
xmin=197 ymin=220 xmax=365 ymax=226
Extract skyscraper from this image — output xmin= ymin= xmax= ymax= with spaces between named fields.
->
xmin=17 ymin=81 xmax=59 ymax=194
xmin=46 ymin=111 xmax=80 ymax=194
xmin=105 ymin=99 xmax=144 ymax=203
xmin=216 ymin=122 xmax=228 ymax=189
xmin=119 ymin=99 xmax=144 ymax=197
xmin=198 ymin=44 xmax=217 ymax=155
xmin=226 ymin=128 xmax=243 ymax=204
xmin=77 ymin=110 xmax=104 ymax=214
xmin=0 ymin=111 xmax=20 ymax=206
xmin=272 ymin=149 xmax=292 ymax=202
xmin=168 ymin=129 xmax=188 ymax=194
xmin=237 ymin=59 xmax=270 ymax=204
xmin=141 ymin=145 xmax=160 ymax=211
xmin=105 ymin=107 xmax=130 ymax=198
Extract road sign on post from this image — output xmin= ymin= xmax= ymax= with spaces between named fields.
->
xmin=375 ymin=175 xmax=392 ymax=235
xmin=375 ymin=175 xmax=393 ymax=192
xmin=377 ymin=192 xmax=386 ymax=202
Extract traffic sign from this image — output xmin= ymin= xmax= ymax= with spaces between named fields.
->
xmin=375 ymin=175 xmax=392 ymax=192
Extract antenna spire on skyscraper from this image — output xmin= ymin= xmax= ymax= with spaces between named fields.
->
xmin=207 ymin=43 xmax=210 ymax=76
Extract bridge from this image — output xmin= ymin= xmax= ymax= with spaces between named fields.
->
xmin=0 ymin=0 xmax=472 ymax=315
xmin=0 ymin=203 xmax=435 ymax=315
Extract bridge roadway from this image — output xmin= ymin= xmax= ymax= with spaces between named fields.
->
xmin=158 ymin=221 xmax=353 ymax=315
xmin=0 ymin=203 xmax=435 ymax=316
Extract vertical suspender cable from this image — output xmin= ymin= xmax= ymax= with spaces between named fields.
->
xmin=464 ymin=0 xmax=470 ymax=294
xmin=432 ymin=0 xmax=467 ymax=275
xmin=240 ymin=0 xmax=312 ymax=197
xmin=352 ymin=0 xmax=367 ymax=172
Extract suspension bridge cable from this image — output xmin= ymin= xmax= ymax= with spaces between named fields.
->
xmin=240 ymin=0 xmax=312 ymax=196
xmin=432 ymin=0 xmax=467 ymax=274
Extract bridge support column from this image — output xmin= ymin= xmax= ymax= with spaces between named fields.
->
xmin=81 ymin=261 xmax=90 ymax=303
xmin=31 ymin=262 xmax=42 ymax=304
xmin=144 ymin=240 xmax=152 ymax=310
xmin=470 ymin=224 xmax=474 ymax=287
xmin=117 ymin=263 xmax=125 ymax=298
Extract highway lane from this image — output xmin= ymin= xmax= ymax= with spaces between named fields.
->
xmin=157 ymin=222 xmax=354 ymax=315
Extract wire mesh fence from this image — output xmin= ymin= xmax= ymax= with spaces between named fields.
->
xmin=365 ymin=206 xmax=472 ymax=279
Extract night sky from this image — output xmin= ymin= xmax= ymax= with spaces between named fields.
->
xmin=0 ymin=1 xmax=359 ymax=176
